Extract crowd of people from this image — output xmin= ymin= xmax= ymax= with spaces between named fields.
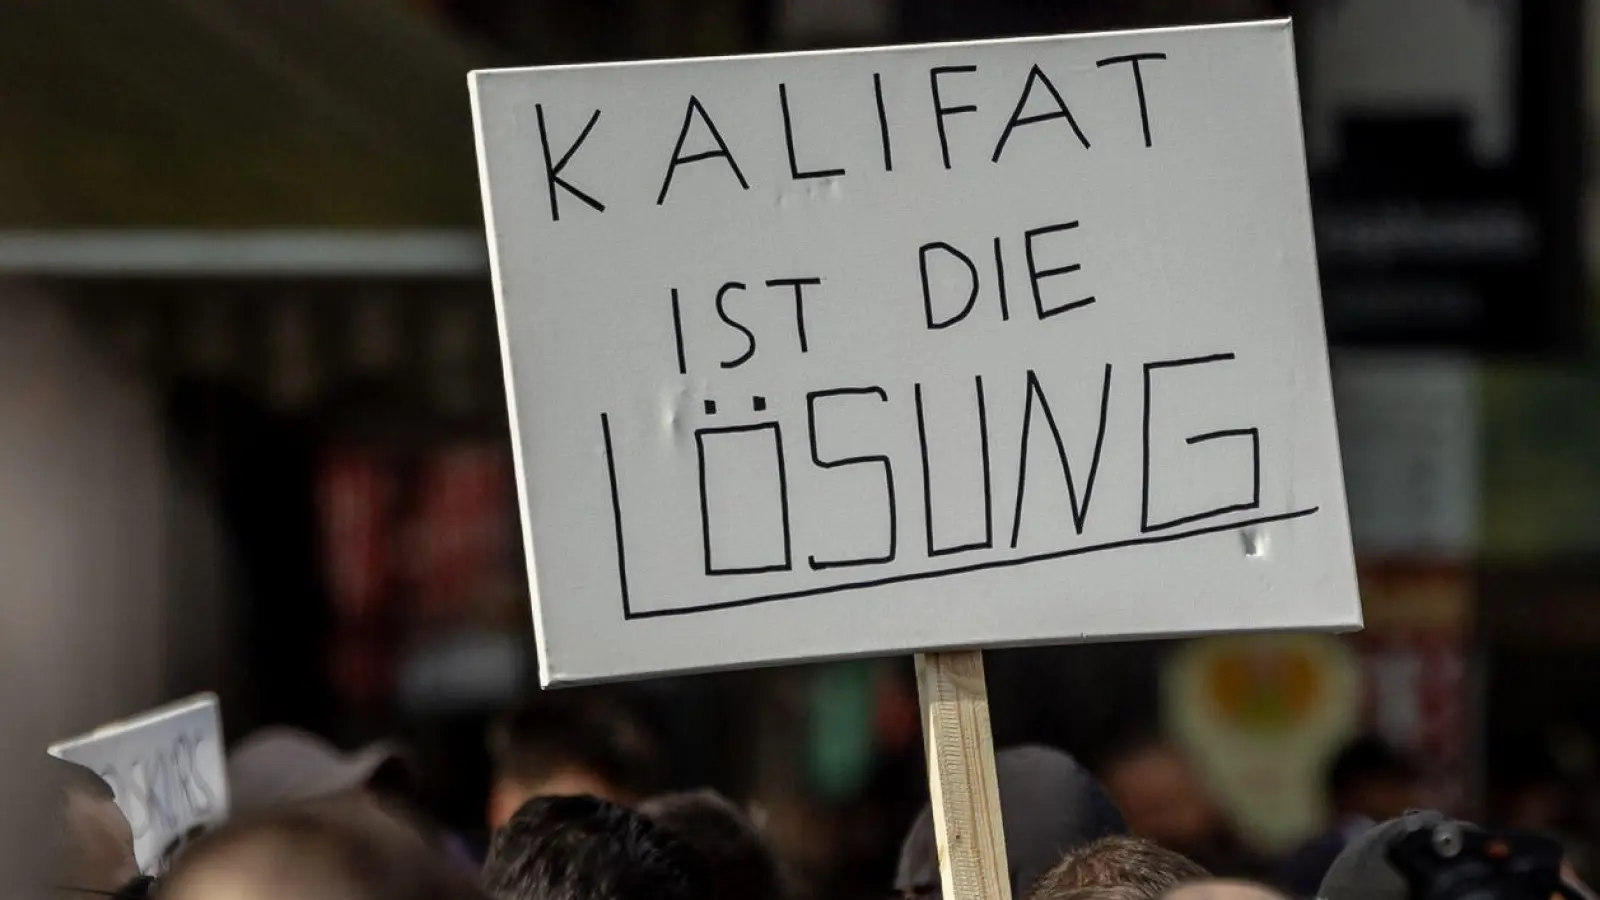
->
xmin=49 ymin=690 xmax=1589 ymax=900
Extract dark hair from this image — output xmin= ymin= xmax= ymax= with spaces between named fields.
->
xmin=1488 ymin=737 xmax=1562 ymax=793
xmin=1029 ymin=836 xmax=1209 ymax=900
xmin=1325 ymin=736 xmax=1421 ymax=800
xmin=640 ymin=790 xmax=784 ymax=900
xmin=483 ymin=795 xmax=709 ymax=900
xmin=52 ymin=759 xmax=116 ymax=802
xmin=1041 ymin=886 xmax=1165 ymax=900
xmin=489 ymin=692 xmax=662 ymax=799
xmin=113 ymin=874 xmax=156 ymax=900
xmin=51 ymin=758 xmax=137 ymax=893
xmin=160 ymin=797 xmax=483 ymax=900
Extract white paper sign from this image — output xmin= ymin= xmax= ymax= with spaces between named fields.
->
xmin=50 ymin=694 xmax=230 ymax=872
xmin=471 ymin=20 xmax=1361 ymax=686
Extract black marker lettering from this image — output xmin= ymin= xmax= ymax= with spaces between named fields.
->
xmin=1025 ymin=220 xmax=1094 ymax=319
xmin=696 ymin=422 xmax=794 ymax=576
xmin=1096 ymin=52 xmax=1168 ymax=147
xmin=670 ymin=287 xmax=688 ymax=375
xmin=601 ymin=413 xmax=634 ymax=619
xmin=171 ymin=737 xmax=202 ymax=816
xmin=715 ymin=281 xmax=756 ymax=369
xmin=765 ymin=277 xmax=822 ymax=353
xmin=183 ymin=736 xmax=219 ymax=813
xmin=929 ymin=65 xmax=978 ymax=170
xmin=1010 ymin=365 xmax=1112 ymax=546
xmin=536 ymin=105 xmax=605 ymax=222
xmin=780 ymin=83 xmax=846 ymax=180
xmin=636 ymin=508 xmax=1318 ymax=618
xmin=920 ymin=242 xmax=980 ymax=330
xmin=657 ymin=95 xmax=750 ymax=205
xmin=132 ymin=757 xmax=174 ymax=833
xmin=992 ymin=236 xmax=1011 ymax=321
xmin=873 ymin=72 xmax=894 ymax=172
xmin=1141 ymin=353 xmax=1261 ymax=532
xmin=916 ymin=376 xmax=993 ymax=557
xmin=992 ymin=64 xmax=1090 ymax=163
xmin=807 ymin=387 xmax=896 ymax=569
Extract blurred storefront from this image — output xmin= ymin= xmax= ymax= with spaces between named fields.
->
xmin=3 ymin=1 xmax=1600 ymax=897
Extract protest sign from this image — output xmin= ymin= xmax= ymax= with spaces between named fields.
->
xmin=50 ymin=694 xmax=229 ymax=873
xmin=470 ymin=19 xmax=1360 ymax=687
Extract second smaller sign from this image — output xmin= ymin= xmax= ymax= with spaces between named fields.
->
xmin=50 ymin=693 xmax=230 ymax=873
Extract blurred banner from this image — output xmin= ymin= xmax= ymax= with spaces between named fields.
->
xmin=1355 ymin=562 xmax=1474 ymax=813
xmin=1302 ymin=1 xmax=1583 ymax=352
xmin=1330 ymin=351 xmax=1479 ymax=812
xmin=1333 ymin=351 xmax=1480 ymax=558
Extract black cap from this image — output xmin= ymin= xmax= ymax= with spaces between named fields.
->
xmin=1318 ymin=810 xmax=1460 ymax=900
xmin=894 ymin=745 xmax=1127 ymax=899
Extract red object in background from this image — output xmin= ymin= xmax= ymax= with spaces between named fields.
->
xmin=1355 ymin=562 xmax=1472 ymax=812
xmin=409 ymin=445 xmax=513 ymax=621
xmin=873 ymin=665 xmax=920 ymax=754
xmin=316 ymin=443 xmax=517 ymax=706
xmin=329 ymin=629 xmax=394 ymax=707
xmin=316 ymin=450 xmax=398 ymax=623
xmin=1358 ymin=630 xmax=1468 ymax=810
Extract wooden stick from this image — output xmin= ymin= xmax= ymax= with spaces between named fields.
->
xmin=915 ymin=650 xmax=1012 ymax=900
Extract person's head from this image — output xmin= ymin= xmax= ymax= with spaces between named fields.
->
xmin=487 ymin=692 xmax=662 ymax=829
xmin=1029 ymin=835 xmax=1209 ymax=900
xmin=482 ymin=794 xmax=709 ymax=900
xmin=1325 ymin=735 xmax=1423 ymax=823
xmin=51 ymin=759 xmax=140 ymax=898
xmin=159 ymin=797 xmax=482 ymax=900
xmin=640 ymin=790 xmax=784 ymax=900
xmin=1097 ymin=738 xmax=1220 ymax=854
xmin=896 ymin=745 xmax=1128 ymax=899
xmin=1034 ymin=885 xmax=1158 ymax=900
xmin=227 ymin=727 xmax=415 ymax=816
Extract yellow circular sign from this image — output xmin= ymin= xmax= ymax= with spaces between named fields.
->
xmin=1204 ymin=645 xmax=1323 ymax=733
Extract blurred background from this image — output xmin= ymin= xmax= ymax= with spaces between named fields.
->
xmin=3 ymin=0 xmax=1598 ymax=896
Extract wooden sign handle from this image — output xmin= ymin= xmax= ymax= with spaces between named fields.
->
xmin=915 ymin=650 xmax=1013 ymax=900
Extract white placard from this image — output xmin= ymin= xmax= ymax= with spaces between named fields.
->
xmin=50 ymin=694 xmax=230 ymax=872
xmin=471 ymin=20 xmax=1361 ymax=686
